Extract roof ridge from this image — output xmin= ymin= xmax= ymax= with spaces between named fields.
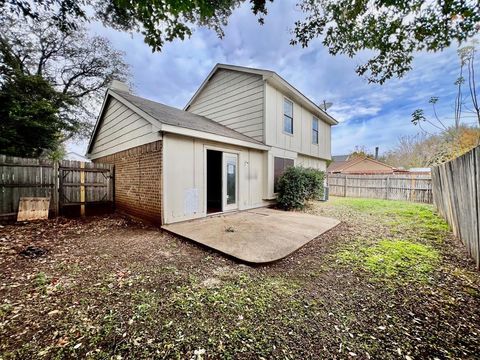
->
xmin=184 ymin=63 xmax=338 ymax=126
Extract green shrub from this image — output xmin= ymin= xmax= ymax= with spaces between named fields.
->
xmin=303 ymin=167 xmax=325 ymax=200
xmin=277 ymin=167 xmax=325 ymax=210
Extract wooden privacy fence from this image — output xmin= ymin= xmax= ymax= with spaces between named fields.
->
xmin=431 ymin=146 xmax=480 ymax=269
xmin=328 ymin=173 xmax=433 ymax=203
xmin=0 ymin=154 xmax=114 ymax=222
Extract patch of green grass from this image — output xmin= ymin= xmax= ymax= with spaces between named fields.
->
xmin=162 ymin=274 xmax=311 ymax=358
xmin=33 ymin=272 xmax=49 ymax=293
xmin=0 ymin=303 xmax=13 ymax=317
xmin=133 ymin=290 xmax=159 ymax=321
xmin=332 ymin=197 xmax=435 ymax=220
xmin=338 ymin=239 xmax=440 ymax=282
xmin=331 ymin=197 xmax=449 ymax=242
xmin=172 ymin=274 xmax=298 ymax=316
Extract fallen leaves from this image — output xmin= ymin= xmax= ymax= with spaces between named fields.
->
xmin=0 ymin=206 xmax=479 ymax=359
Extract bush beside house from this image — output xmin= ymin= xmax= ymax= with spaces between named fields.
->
xmin=277 ymin=167 xmax=325 ymax=210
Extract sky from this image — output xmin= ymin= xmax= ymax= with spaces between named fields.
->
xmin=69 ymin=0 xmax=474 ymax=157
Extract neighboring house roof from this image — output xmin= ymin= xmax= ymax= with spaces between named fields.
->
xmin=184 ymin=63 xmax=339 ymax=126
xmin=65 ymin=152 xmax=90 ymax=162
xmin=331 ymin=155 xmax=350 ymax=162
xmin=327 ymin=156 xmax=397 ymax=174
xmin=326 ymin=160 xmax=349 ymax=173
xmin=87 ymin=89 xmax=269 ymax=155
xmin=408 ymin=167 xmax=431 ymax=173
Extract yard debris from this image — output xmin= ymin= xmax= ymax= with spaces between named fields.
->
xmin=201 ymin=277 xmax=221 ymax=288
xmin=56 ymin=337 xmax=69 ymax=347
xmin=47 ymin=310 xmax=61 ymax=316
xmin=193 ymin=348 xmax=206 ymax=360
xmin=19 ymin=245 xmax=47 ymax=258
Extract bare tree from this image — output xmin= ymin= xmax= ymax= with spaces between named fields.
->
xmin=385 ymin=126 xmax=480 ymax=168
xmin=384 ymin=134 xmax=442 ymax=168
xmin=459 ymin=40 xmax=480 ymax=126
xmin=412 ymin=41 xmax=479 ymax=133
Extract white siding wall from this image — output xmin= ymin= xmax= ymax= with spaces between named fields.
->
xmin=89 ymin=98 xmax=162 ymax=159
xmin=264 ymin=82 xmax=331 ymax=160
xmin=187 ymin=69 xmax=265 ymax=142
xmin=163 ymin=133 xmax=268 ymax=224
xmin=296 ymin=154 xmax=327 ymax=171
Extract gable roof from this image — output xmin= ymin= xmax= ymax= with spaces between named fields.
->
xmin=87 ymin=89 xmax=269 ymax=155
xmin=327 ymin=156 xmax=396 ymax=174
xmin=184 ymin=63 xmax=338 ymax=126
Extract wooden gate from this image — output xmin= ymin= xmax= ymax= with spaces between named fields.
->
xmin=0 ymin=155 xmax=114 ymax=222
xmin=58 ymin=160 xmax=114 ymax=216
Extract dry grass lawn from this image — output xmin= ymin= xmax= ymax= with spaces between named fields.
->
xmin=1 ymin=197 xmax=479 ymax=359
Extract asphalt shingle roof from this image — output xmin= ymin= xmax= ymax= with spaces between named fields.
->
xmin=112 ymin=89 xmax=264 ymax=145
xmin=331 ymin=155 xmax=349 ymax=162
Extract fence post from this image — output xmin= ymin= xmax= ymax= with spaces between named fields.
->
xmin=385 ymin=176 xmax=389 ymax=200
xmin=411 ymin=176 xmax=416 ymax=202
xmin=80 ymin=162 xmax=85 ymax=217
xmin=344 ymin=175 xmax=347 ymax=197
xmin=53 ymin=161 xmax=59 ymax=217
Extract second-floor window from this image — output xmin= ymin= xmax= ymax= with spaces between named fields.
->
xmin=312 ymin=117 xmax=319 ymax=144
xmin=283 ymin=98 xmax=293 ymax=134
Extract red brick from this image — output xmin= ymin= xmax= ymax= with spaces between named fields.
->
xmin=93 ymin=141 xmax=162 ymax=225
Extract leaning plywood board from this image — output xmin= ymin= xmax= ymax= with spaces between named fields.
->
xmin=17 ymin=197 xmax=50 ymax=221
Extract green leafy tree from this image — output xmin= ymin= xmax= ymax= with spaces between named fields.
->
xmin=292 ymin=0 xmax=480 ymax=83
xmin=3 ymin=1 xmax=479 ymax=83
xmin=0 ymin=14 xmax=129 ymax=157
xmin=0 ymin=47 xmax=75 ymax=157
xmin=0 ymin=15 xmax=130 ymax=141
xmin=1 ymin=0 xmax=271 ymax=51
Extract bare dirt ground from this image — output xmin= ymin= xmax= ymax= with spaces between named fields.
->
xmin=1 ymin=197 xmax=479 ymax=359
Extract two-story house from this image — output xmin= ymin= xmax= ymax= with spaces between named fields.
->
xmin=87 ymin=64 xmax=338 ymax=224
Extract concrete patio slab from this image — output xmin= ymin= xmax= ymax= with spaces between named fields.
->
xmin=161 ymin=208 xmax=340 ymax=263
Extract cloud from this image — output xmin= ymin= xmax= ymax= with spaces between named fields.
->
xmin=329 ymin=103 xmax=382 ymax=123
xmin=69 ymin=0 xmax=473 ymax=157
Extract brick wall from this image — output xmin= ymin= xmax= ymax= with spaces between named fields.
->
xmin=93 ymin=141 xmax=162 ymax=225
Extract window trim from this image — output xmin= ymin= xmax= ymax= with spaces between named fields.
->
xmin=283 ymin=98 xmax=294 ymax=135
xmin=312 ymin=117 xmax=319 ymax=145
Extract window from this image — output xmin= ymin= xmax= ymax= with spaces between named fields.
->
xmin=312 ymin=117 xmax=319 ymax=144
xmin=283 ymin=98 xmax=293 ymax=134
xmin=274 ymin=157 xmax=294 ymax=192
